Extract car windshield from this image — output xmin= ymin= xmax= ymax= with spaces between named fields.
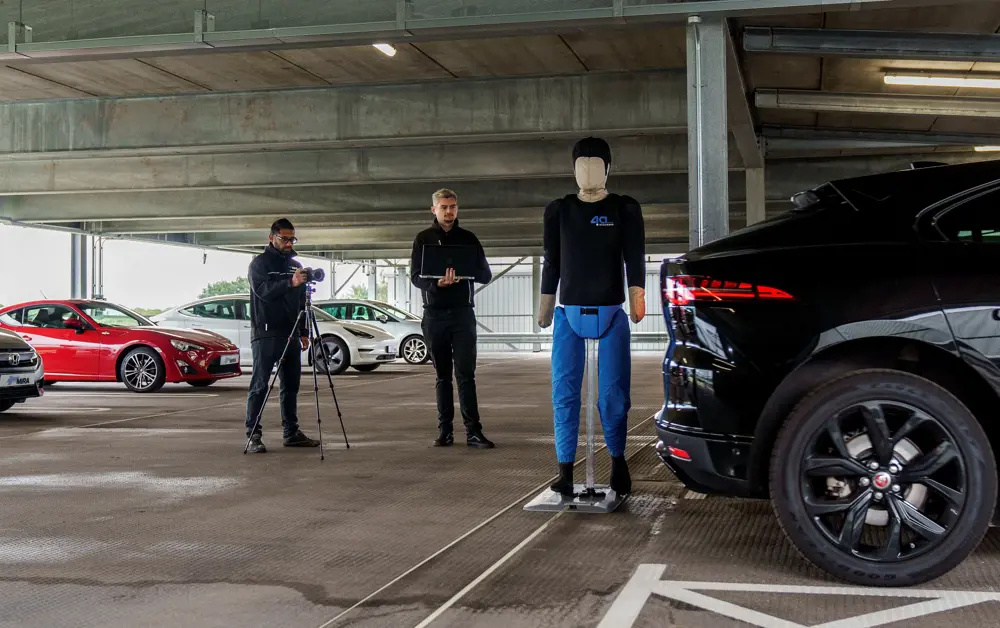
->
xmin=311 ymin=307 xmax=338 ymax=322
xmin=78 ymin=303 xmax=155 ymax=328
xmin=377 ymin=303 xmax=419 ymax=321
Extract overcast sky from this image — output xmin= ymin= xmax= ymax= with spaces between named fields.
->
xmin=0 ymin=224 xmax=361 ymax=310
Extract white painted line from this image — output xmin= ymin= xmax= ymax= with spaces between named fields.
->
xmin=0 ymin=357 xmax=535 ymax=442
xmin=45 ymin=393 xmax=220 ymax=398
xmin=316 ymin=411 xmax=659 ymax=628
xmin=597 ymin=564 xmax=669 ymax=628
xmin=6 ymin=407 xmax=110 ymax=414
xmin=413 ymin=510 xmax=564 ymax=628
xmin=599 ymin=567 xmax=1000 ymax=628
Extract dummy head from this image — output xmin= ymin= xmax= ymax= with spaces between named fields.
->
xmin=572 ymin=137 xmax=611 ymax=192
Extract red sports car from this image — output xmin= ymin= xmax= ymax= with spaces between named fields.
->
xmin=0 ymin=300 xmax=242 ymax=392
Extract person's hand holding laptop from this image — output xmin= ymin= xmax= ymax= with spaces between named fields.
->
xmin=420 ymin=244 xmax=479 ymax=287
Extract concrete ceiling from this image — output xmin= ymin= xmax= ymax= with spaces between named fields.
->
xmin=1 ymin=0 xmax=999 ymax=259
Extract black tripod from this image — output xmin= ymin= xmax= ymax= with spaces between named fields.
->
xmin=243 ymin=284 xmax=350 ymax=459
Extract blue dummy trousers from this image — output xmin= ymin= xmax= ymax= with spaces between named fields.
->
xmin=551 ymin=304 xmax=631 ymax=463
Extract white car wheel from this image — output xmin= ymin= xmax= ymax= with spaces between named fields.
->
xmin=402 ymin=335 xmax=429 ymax=365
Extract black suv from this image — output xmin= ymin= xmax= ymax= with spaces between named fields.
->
xmin=655 ymin=159 xmax=1000 ymax=587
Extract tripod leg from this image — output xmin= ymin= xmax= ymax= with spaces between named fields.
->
xmin=306 ymin=309 xmax=325 ymax=461
xmin=311 ymin=312 xmax=350 ymax=449
xmin=244 ymin=311 xmax=304 ymax=454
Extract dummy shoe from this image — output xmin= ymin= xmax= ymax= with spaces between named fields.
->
xmin=550 ymin=462 xmax=575 ymax=496
xmin=610 ymin=455 xmax=632 ymax=495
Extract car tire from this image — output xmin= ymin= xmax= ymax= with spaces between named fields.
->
xmin=0 ymin=399 xmax=15 ymax=413
xmin=352 ymin=364 xmax=380 ymax=373
xmin=313 ymin=335 xmax=349 ymax=376
xmin=187 ymin=380 xmax=216 ymax=388
xmin=769 ymin=368 xmax=996 ymax=587
xmin=119 ymin=346 xmax=166 ymax=393
xmin=401 ymin=335 xmax=430 ymax=365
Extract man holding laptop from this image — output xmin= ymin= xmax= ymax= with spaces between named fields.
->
xmin=410 ymin=188 xmax=495 ymax=449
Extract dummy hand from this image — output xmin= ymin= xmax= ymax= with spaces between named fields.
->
xmin=628 ymin=286 xmax=646 ymax=324
xmin=300 ymin=337 xmax=309 ymax=351
xmin=538 ymin=294 xmax=556 ymax=329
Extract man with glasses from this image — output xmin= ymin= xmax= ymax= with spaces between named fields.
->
xmin=244 ymin=218 xmax=320 ymax=453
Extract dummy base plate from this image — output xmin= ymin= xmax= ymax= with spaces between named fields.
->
xmin=523 ymin=483 xmax=626 ymax=513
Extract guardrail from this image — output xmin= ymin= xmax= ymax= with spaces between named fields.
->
xmin=477 ymin=332 xmax=668 ymax=344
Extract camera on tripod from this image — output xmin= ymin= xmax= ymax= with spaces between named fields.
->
xmin=300 ymin=267 xmax=326 ymax=283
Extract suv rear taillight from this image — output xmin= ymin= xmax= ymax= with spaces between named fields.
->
xmin=663 ymin=275 xmax=793 ymax=306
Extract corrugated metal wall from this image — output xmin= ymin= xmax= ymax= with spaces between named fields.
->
xmin=392 ymin=257 xmax=669 ymax=353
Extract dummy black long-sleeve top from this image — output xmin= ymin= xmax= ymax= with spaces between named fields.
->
xmin=540 ymin=193 xmax=646 ymax=306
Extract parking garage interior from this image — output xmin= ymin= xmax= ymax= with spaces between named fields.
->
xmin=4 ymin=0 xmax=1000 ymax=626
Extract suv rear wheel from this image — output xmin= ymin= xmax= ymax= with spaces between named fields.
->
xmin=770 ymin=369 xmax=996 ymax=586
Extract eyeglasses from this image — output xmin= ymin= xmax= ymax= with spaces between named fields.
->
xmin=273 ymin=235 xmax=298 ymax=244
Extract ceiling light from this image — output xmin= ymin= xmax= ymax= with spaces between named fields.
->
xmin=373 ymin=43 xmax=396 ymax=57
xmin=884 ymin=73 xmax=1000 ymax=89
xmin=975 ymin=146 xmax=1000 ymax=152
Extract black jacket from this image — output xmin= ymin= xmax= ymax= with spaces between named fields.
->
xmin=410 ymin=218 xmax=493 ymax=310
xmin=248 ymin=244 xmax=308 ymax=341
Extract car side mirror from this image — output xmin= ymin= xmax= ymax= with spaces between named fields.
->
xmin=376 ymin=314 xmax=389 ymax=323
xmin=64 ymin=319 xmax=86 ymax=333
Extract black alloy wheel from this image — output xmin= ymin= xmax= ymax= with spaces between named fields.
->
xmin=770 ymin=369 xmax=996 ymax=586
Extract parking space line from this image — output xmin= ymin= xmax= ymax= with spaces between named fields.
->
xmin=317 ymin=413 xmax=659 ymax=628
xmin=413 ymin=510 xmax=566 ymax=628
xmin=0 ymin=357 xmax=532 ymax=441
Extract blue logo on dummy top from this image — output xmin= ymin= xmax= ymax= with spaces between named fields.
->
xmin=591 ymin=215 xmax=614 ymax=227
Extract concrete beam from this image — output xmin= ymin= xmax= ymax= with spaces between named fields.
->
xmin=0 ymin=71 xmax=686 ymax=156
xmin=0 ymin=174 xmax=710 ymax=223
xmin=0 ymin=135 xmax=742 ymax=195
xmin=92 ymin=205 xmax=686 ymax=234
xmin=743 ymin=26 xmax=1000 ymax=62
xmin=0 ymin=1 xmax=949 ymax=64
xmin=762 ymin=125 xmax=1000 ymax=149
xmin=725 ymin=20 xmax=763 ymax=169
xmin=755 ymin=89 xmax=1000 ymax=118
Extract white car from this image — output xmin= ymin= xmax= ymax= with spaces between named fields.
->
xmin=313 ymin=298 xmax=429 ymax=365
xmin=152 ymin=294 xmax=398 ymax=375
xmin=0 ymin=326 xmax=44 ymax=413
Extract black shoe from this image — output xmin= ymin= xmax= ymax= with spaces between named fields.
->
xmin=283 ymin=431 xmax=320 ymax=447
xmin=434 ymin=431 xmax=454 ymax=447
xmin=550 ymin=462 xmax=575 ymax=496
xmin=247 ymin=434 xmax=266 ymax=453
xmin=610 ymin=455 xmax=632 ymax=495
xmin=466 ymin=431 xmax=495 ymax=449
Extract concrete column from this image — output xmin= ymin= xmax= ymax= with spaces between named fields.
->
xmin=746 ymin=167 xmax=766 ymax=226
xmin=70 ymin=234 xmax=88 ymax=299
xmin=532 ymin=256 xmax=541 ymax=353
xmin=687 ymin=15 xmax=729 ymax=248
xmin=328 ymin=261 xmax=336 ymax=300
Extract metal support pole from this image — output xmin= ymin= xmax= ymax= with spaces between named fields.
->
xmin=329 ymin=261 xmax=336 ymax=299
xmin=70 ymin=234 xmax=88 ymax=299
xmin=585 ymin=337 xmax=598 ymax=489
xmin=367 ymin=260 xmax=378 ymax=300
xmin=746 ymin=167 xmax=766 ymax=226
xmin=687 ymin=15 xmax=729 ymax=249
xmin=532 ymin=256 xmax=541 ymax=353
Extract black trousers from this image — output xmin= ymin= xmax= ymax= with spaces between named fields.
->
xmin=421 ymin=307 xmax=483 ymax=435
xmin=245 ymin=335 xmax=301 ymax=439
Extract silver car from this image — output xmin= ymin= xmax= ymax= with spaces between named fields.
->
xmin=152 ymin=294 xmax=398 ymax=375
xmin=313 ymin=298 xmax=429 ymax=365
xmin=0 ymin=327 xmax=44 ymax=413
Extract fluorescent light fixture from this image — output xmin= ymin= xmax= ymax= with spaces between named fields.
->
xmin=885 ymin=73 xmax=1000 ymax=89
xmin=373 ymin=43 xmax=396 ymax=57
xmin=975 ymin=146 xmax=1000 ymax=152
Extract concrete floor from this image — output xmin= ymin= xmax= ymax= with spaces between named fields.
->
xmin=0 ymin=353 xmax=998 ymax=628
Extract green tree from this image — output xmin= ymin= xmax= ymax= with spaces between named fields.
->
xmin=348 ymin=279 xmax=388 ymax=301
xmin=200 ymin=276 xmax=250 ymax=298
xmin=132 ymin=307 xmax=164 ymax=317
